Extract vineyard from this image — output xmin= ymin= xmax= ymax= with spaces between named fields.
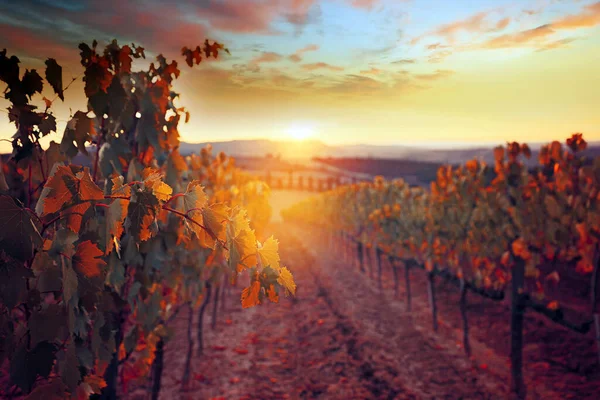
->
xmin=1 ymin=34 xmax=599 ymax=400
xmin=282 ymin=134 xmax=600 ymax=399
xmin=0 ymin=41 xmax=296 ymax=399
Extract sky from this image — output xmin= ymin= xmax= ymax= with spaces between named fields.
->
xmin=0 ymin=0 xmax=599 ymax=152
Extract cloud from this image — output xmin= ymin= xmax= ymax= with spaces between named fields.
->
xmin=251 ymin=52 xmax=283 ymax=64
xmin=328 ymin=74 xmax=386 ymax=95
xmin=414 ymin=69 xmax=454 ymax=81
xmin=350 ymin=0 xmax=379 ymax=9
xmin=428 ymin=50 xmax=452 ymax=63
xmin=360 ymin=67 xmax=382 ymax=75
xmin=391 ymin=58 xmax=416 ymax=64
xmin=0 ymin=23 xmax=75 ymax=63
xmin=480 ymin=2 xmax=600 ymax=51
xmin=552 ymin=1 xmax=600 ymax=30
xmin=481 ymin=24 xmax=555 ymax=49
xmin=288 ymin=44 xmax=319 ymax=62
xmin=494 ymin=17 xmax=511 ymax=31
xmin=302 ymin=62 xmax=344 ymax=71
xmin=411 ymin=11 xmax=489 ymax=45
xmin=535 ymin=37 xmax=577 ymax=52
xmin=426 ymin=43 xmax=448 ymax=50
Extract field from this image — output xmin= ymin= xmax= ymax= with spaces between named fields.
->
xmin=123 ymin=221 xmax=600 ymax=399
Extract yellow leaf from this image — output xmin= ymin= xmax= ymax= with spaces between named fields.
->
xmin=258 ymin=236 xmax=280 ymax=270
xmin=277 ymin=266 xmax=296 ymax=296
xmin=182 ymin=180 xmax=207 ymax=212
xmin=142 ymin=168 xmax=172 ymax=202
xmin=231 ymin=228 xmax=258 ymax=272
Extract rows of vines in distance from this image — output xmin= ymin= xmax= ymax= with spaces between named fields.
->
xmin=0 ymin=39 xmax=296 ymax=399
xmin=281 ymin=133 xmax=599 ymax=398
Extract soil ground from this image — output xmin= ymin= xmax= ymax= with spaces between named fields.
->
xmin=125 ymin=223 xmax=600 ymax=399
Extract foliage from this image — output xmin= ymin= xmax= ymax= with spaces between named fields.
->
xmin=283 ymin=133 xmax=598 ymax=304
xmin=0 ymin=40 xmax=294 ymax=398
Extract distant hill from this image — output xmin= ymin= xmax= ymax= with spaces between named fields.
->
xmin=180 ymin=139 xmax=600 ymax=166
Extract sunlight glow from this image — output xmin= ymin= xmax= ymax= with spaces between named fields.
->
xmin=285 ymin=123 xmax=315 ymax=141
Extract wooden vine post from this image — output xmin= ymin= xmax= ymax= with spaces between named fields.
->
xmin=197 ymin=282 xmax=212 ymax=356
xmin=427 ymin=270 xmax=438 ymax=332
xmin=404 ymin=260 xmax=412 ymax=312
xmin=389 ymin=256 xmax=399 ymax=298
xmin=510 ymin=256 xmax=527 ymax=399
xmin=376 ymin=247 xmax=383 ymax=290
xmin=357 ymin=241 xmax=365 ymax=273
xmin=459 ymin=278 xmax=471 ymax=356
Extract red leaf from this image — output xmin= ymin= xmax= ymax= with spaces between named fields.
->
xmin=73 ymin=240 xmax=106 ymax=277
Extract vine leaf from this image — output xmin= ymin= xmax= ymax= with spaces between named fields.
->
xmin=73 ymin=240 xmax=106 ymax=278
xmin=62 ymin=260 xmax=78 ymax=304
xmin=241 ymin=280 xmax=261 ymax=309
xmin=21 ymin=69 xmax=44 ymax=99
xmin=195 ymin=203 xmax=229 ymax=248
xmin=105 ymin=177 xmax=129 ymax=254
xmin=45 ymin=58 xmax=64 ymax=101
xmin=126 ymin=189 xmax=159 ymax=242
xmin=10 ymin=341 xmax=57 ymax=393
xmin=182 ymin=180 xmax=207 ymax=213
xmin=57 ymin=340 xmax=80 ymax=391
xmin=36 ymin=165 xmax=103 ymax=216
xmin=267 ymin=284 xmax=279 ymax=303
xmin=230 ymin=228 xmax=257 ymax=272
xmin=258 ymin=236 xmax=280 ymax=270
xmin=0 ymin=258 xmax=33 ymax=309
xmin=24 ymin=379 xmax=68 ymax=400
xmin=0 ymin=195 xmax=43 ymax=261
xmin=61 ymin=111 xmax=96 ymax=157
xmin=277 ymin=266 xmax=296 ymax=296
xmin=142 ymin=168 xmax=173 ymax=202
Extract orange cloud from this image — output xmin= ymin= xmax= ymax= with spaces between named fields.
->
xmin=251 ymin=52 xmax=283 ymax=64
xmin=552 ymin=1 xmax=600 ymax=30
xmin=360 ymin=67 xmax=382 ymax=75
xmin=494 ymin=17 xmax=511 ymax=31
xmin=302 ymin=62 xmax=344 ymax=71
xmin=288 ymin=44 xmax=319 ymax=62
xmin=481 ymin=24 xmax=554 ymax=49
xmin=412 ymin=12 xmax=489 ymax=44
xmin=351 ymin=0 xmax=379 ymax=9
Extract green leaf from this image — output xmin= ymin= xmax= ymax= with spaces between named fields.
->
xmin=62 ymin=260 xmax=78 ymax=305
xmin=58 ymin=340 xmax=80 ymax=391
xmin=106 ymin=251 xmax=125 ymax=291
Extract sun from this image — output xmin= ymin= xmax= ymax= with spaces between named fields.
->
xmin=285 ymin=123 xmax=315 ymax=141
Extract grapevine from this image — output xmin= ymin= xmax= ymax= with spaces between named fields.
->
xmin=0 ymin=40 xmax=295 ymax=399
xmin=282 ymin=133 xmax=599 ymax=399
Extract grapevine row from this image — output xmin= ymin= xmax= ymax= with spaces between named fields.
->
xmin=282 ymin=133 xmax=599 ymax=399
xmin=0 ymin=41 xmax=295 ymax=399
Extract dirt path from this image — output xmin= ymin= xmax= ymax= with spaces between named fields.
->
xmin=126 ymin=225 xmax=516 ymax=399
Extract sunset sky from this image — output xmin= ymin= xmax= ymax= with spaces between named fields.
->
xmin=0 ymin=0 xmax=599 ymax=152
